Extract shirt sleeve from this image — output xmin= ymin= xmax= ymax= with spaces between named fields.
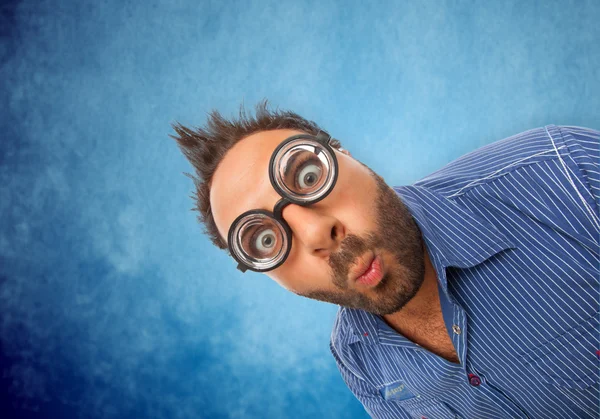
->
xmin=557 ymin=125 xmax=600 ymax=210
xmin=329 ymin=341 xmax=412 ymax=419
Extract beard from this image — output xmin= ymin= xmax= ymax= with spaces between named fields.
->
xmin=297 ymin=169 xmax=425 ymax=316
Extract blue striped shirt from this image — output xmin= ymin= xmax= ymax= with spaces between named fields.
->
xmin=330 ymin=125 xmax=600 ymax=419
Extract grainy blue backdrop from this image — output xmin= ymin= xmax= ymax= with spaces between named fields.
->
xmin=0 ymin=0 xmax=598 ymax=418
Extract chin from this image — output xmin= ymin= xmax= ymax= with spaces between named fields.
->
xmin=371 ymin=268 xmax=424 ymax=315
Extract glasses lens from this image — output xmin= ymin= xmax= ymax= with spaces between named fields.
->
xmin=272 ymin=139 xmax=336 ymax=203
xmin=230 ymin=212 xmax=289 ymax=271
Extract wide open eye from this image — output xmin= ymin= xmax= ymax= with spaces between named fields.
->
xmin=283 ymin=150 xmax=326 ymax=194
xmin=295 ymin=158 xmax=323 ymax=190
xmin=253 ymin=228 xmax=277 ymax=255
xmin=229 ymin=210 xmax=291 ymax=272
xmin=271 ymin=135 xmax=337 ymax=204
xmin=239 ymin=218 xmax=284 ymax=260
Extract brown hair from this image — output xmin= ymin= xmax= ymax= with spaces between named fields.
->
xmin=170 ymin=100 xmax=342 ymax=251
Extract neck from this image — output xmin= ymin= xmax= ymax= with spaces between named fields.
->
xmin=381 ymin=250 xmax=460 ymax=364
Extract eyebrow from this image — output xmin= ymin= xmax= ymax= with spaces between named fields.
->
xmin=282 ymin=145 xmax=319 ymax=178
xmin=283 ymin=151 xmax=302 ymax=174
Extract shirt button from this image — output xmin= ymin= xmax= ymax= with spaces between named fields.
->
xmin=468 ymin=373 xmax=481 ymax=386
xmin=452 ymin=325 xmax=461 ymax=335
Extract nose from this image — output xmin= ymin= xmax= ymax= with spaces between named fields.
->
xmin=282 ymin=204 xmax=344 ymax=258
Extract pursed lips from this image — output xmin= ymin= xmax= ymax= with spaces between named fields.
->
xmin=350 ymin=252 xmax=375 ymax=281
xmin=349 ymin=251 xmax=384 ymax=287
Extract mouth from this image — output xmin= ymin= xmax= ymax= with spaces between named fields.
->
xmin=351 ymin=252 xmax=384 ymax=287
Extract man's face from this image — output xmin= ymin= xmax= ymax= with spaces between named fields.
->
xmin=210 ymin=129 xmax=425 ymax=315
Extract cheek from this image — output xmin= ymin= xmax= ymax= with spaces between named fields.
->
xmin=333 ymin=174 xmax=379 ymax=232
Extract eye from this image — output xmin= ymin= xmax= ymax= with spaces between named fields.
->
xmin=296 ymin=161 xmax=323 ymax=189
xmin=253 ymin=228 xmax=277 ymax=254
xmin=280 ymin=146 xmax=329 ymax=196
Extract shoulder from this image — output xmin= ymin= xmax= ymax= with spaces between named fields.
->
xmin=414 ymin=125 xmax=596 ymax=198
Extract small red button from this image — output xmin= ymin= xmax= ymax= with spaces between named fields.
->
xmin=468 ymin=373 xmax=481 ymax=386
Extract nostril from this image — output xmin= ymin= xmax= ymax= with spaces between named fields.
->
xmin=331 ymin=225 xmax=337 ymax=240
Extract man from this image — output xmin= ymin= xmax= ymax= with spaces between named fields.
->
xmin=171 ymin=101 xmax=599 ymax=419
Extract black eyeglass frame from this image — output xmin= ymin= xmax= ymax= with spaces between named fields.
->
xmin=227 ymin=131 xmax=339 ymax=273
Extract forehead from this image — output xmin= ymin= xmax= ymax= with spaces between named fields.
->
xmin=210 ymin=129 xmax=305 ymax=241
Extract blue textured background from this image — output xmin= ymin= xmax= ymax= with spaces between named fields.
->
xmin=1 ymin=0 xmax=598 ymax=418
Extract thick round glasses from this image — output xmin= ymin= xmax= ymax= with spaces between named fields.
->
xmin=227 ymin=131 xmax=338 ymax=273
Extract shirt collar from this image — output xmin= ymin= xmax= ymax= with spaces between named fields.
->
xmin=343 ymin=184 xmax=516 ymax=345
